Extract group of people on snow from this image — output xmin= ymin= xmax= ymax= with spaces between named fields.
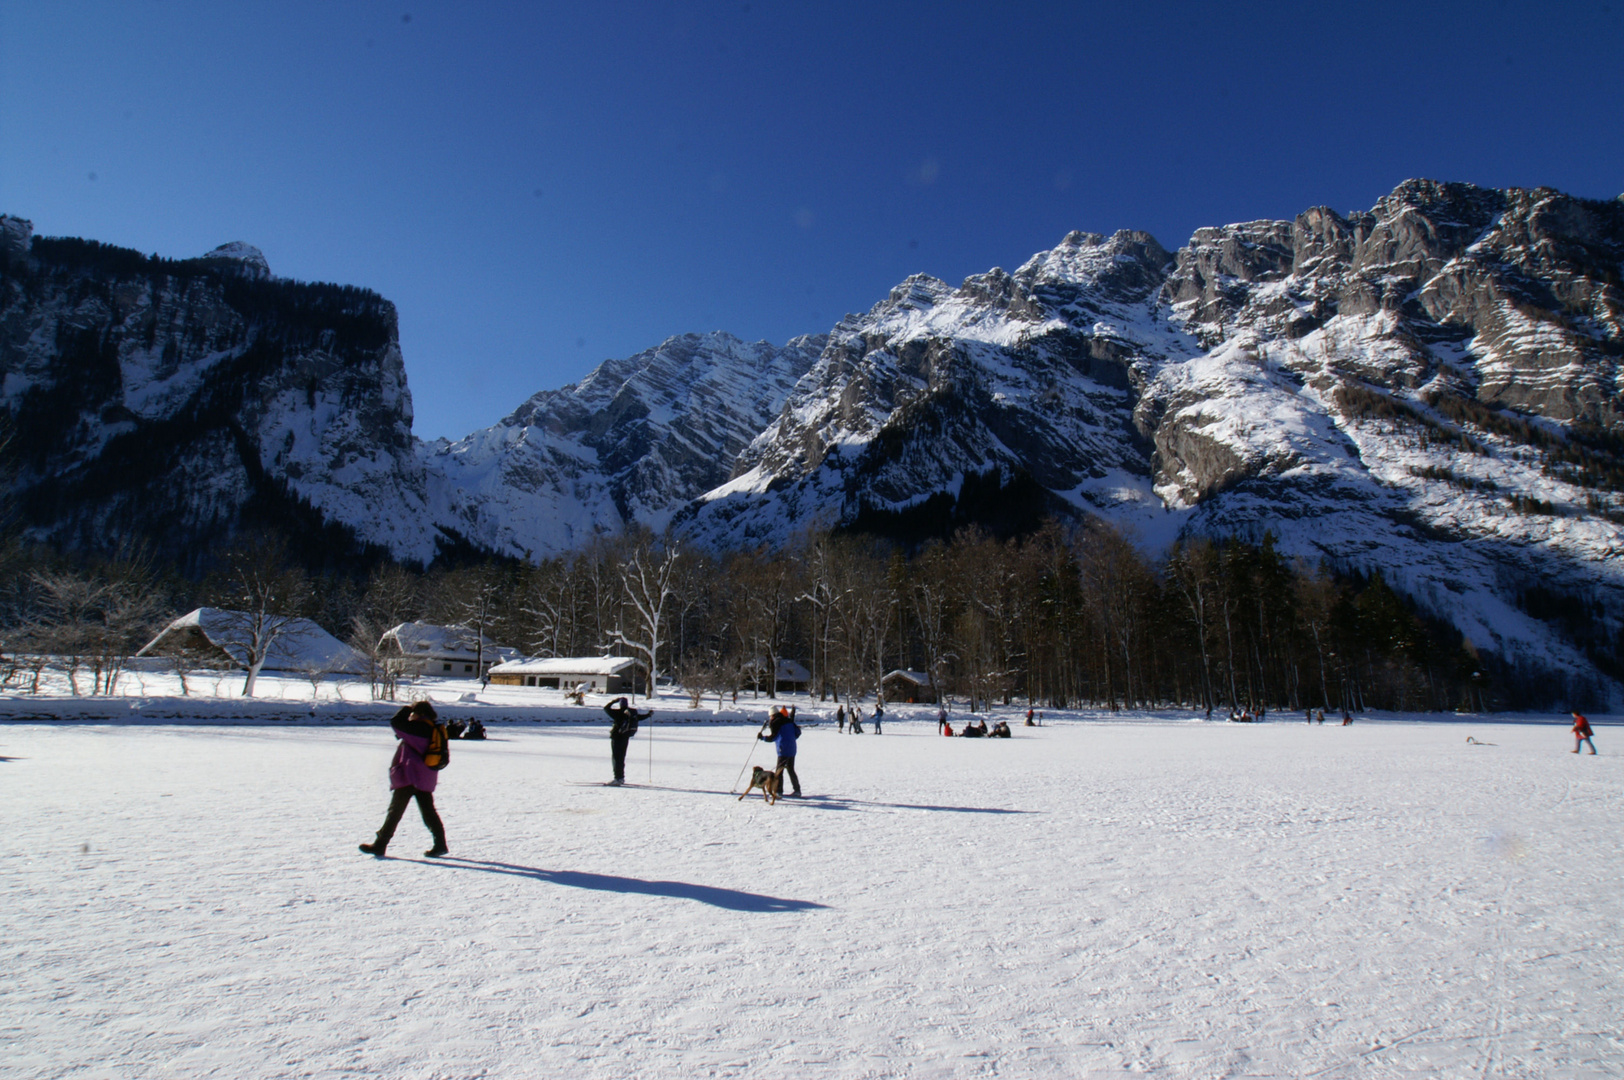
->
xmin=358 ymin=697 xmax=1600 ymax=859
xmin=833 ymin=703 xmax=886 ymax=734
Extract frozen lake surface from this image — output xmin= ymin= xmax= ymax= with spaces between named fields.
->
xmin=3 ymin=713 xmax=1619 ymax=1078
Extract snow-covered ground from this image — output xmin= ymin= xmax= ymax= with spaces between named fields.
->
xmin=4 ymin=705 xmax=1619 ymax=1078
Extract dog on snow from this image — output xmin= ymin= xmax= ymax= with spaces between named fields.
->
xmin=739 ymin=765 xmax=785 ymax=805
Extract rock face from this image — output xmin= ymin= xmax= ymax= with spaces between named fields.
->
xmin=677 ymin=182 xmax=1624 ymax=692
xmin=421 ymin=331 xmax=824 ymax=557
xmin=0 ymin=223 xmax=434 ymax=567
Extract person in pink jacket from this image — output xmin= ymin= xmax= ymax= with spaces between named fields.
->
xmin=360 ymin=701 xmax=449 ymax=858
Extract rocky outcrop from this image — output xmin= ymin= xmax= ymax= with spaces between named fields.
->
xmin=0 ymin=230 xmax=433 ymax=567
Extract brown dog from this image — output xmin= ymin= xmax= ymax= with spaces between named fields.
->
xmin=739 ymin=765 xmax=784 ymax=805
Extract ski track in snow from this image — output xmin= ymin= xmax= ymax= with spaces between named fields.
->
xmin=3 ymin=717 xmax=1620 ymax=1079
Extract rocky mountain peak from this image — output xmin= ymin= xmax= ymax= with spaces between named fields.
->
xmin=0 ymin=214 xmax=33 ymax=262
xmin=199 ymin=241 xmax=272 ymax=278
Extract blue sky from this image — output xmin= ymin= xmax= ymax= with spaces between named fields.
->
xmin=3 ymin=1 xmax=1620 ymax=440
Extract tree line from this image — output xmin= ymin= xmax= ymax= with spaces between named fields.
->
xmin=2 ymin=517 xmax=1554 ymax=712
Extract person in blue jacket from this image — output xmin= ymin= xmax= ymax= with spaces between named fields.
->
xmin=760 ymin=705 xmax=803 ymax=797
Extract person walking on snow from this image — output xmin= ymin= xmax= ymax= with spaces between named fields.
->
xmin=1572 ymin=711 xmax=1597 ymax=754
xmin=760 ymin=705 xmax=802 ymax=796
xmin=836 ymin=705 xmax=846 ymax=733
xmin=603 ymin=696 xmax=650 ymax=785
xmin=360 ymin=701 xmax=448 ymax=858
xmin=871 ymin=701 xmax=884 ymax=734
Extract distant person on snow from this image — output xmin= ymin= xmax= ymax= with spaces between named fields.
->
xmin=603 ymin=696 xmax=650 ymax=786
xmin=836 ymin=705 xmax=846 ymax=733
xmin=941 ymin=719 xmax=954 ymax=736
xmin=1571 ymin=711 xmax=1596 ymax=754
xmin=760 ymin=705 xmax=802 ymax=797
xmin=872 ymin=702 xmax=884 ymax=734
xmin=359 ymin=701 xmax=448 ymax=858
xmin=938 ymin=706 xmax=949 ymax=734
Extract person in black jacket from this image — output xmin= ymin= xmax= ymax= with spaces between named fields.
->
xmin=603 ymin=696 xmax=650 ymax=785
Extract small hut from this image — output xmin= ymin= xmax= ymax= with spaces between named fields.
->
xmin=742 ymin=658 xmax=812 ymax=695
xmin=882 ymin=669 xmax=937 ymax=704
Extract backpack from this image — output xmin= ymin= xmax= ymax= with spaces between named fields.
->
xmin=422 ymin=722 xmax=451 ymax=771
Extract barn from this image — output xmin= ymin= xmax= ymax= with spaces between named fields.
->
xmin=380 ymin=621 xmax=520 ymax=678
xmin=138 ymin=608 xmax=368 ymax=674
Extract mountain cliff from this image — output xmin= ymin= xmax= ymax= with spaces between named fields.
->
xmin=675 ymin=181 xmax=1624 ymax=686
xmin=0 ymin=216 xmax=434 ymax=568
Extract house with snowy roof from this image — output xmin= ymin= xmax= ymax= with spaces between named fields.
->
xmin=741 ymin=657 xmax=812 ymax=695
xmin=138 ymin=607 xmax=368 ymax=674
xmin=882 ymin=669 xmax=938 ymax=703
xmin=486 ymin=656 xmax=644 ymax=694
xmin=380 ymin=621 xmax=521 ymax=679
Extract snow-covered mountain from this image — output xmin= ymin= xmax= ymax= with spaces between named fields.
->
xmin=676 ymin=180 xmax=1624 ymax=688
xmin=3 ymin=180 xmax=1621 ymax=692
xmin=421 ymin=331 xmax=824 ymax=558
xmin=0 ymin=218 xmax=434 ymax=567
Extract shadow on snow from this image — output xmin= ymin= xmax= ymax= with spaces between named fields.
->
xmin=628 ymin=783 xmax=1034 ymax=815
xmin=424 ymin=858 xmax=828 ymax=912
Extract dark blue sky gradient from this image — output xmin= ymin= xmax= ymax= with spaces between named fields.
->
xmin=3 ymin=1 xmax=1620 ymax=439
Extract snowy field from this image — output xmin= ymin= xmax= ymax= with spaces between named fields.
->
xmin=3 ymin=707 xmax=1620 ymax=1079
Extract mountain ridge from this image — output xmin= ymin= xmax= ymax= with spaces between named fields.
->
xmin=2 ymin=180 xmax=1620 ymax=695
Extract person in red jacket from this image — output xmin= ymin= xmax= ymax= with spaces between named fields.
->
xmin=360 ymin=701 xmax=448 ymax=858
xmin=1571 ymin=711 xmax=1596 ymax=754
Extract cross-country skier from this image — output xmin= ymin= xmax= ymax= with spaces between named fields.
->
xmin=1572 ymin=711 xmax=1597 ymax=754
xmin=359 ymin=701 xmax=449 ymax=858
xmin=761 ymin=705 xmax=802 ymax=797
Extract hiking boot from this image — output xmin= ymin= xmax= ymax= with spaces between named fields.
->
xmin=424 ymin=845 xmax=449 ymax=858
xmin=359 ymin=842 xmax=386 ymax=857
xmin=607 ymin=778 xmax=624 ymax=786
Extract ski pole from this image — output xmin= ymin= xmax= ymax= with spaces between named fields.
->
xmin=731 ymin=714 xmax=772 ymax=792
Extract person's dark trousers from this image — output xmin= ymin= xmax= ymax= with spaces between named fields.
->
xmin=776 ymin=754 xmax=801 ymax=795
xmin=373 ymin=785 xmax=445 ymax=851
xmin=611 ymin=734 xmax=632 ymax=782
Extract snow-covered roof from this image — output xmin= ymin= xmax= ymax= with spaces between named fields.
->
xmin=139 ymin=608 xmax=368 ymax=674
xmin=883 ymin=669 xmax=934 ymax=686
xmin=381 ymin=621 xmax=520 ymax=664
xmin=488 ymin=656 xmax=640 ymax=676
